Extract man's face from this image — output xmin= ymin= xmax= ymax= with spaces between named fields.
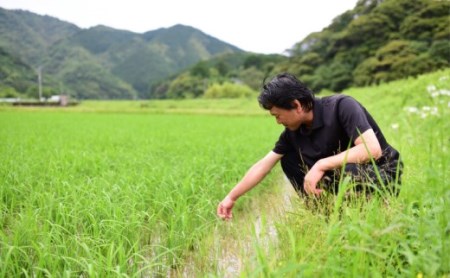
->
xmin=269 ymin=106 xmax=302 ymax=131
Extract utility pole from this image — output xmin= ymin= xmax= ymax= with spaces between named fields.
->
xmin=37 ymin=66 xmax=42 ymax=101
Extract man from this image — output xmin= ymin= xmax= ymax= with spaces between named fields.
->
xmin=217 ymin=73 xmax=402 ymax=220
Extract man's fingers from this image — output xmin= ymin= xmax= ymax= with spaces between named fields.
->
xmin=217 ymin=204 xmax=225 ymax=216
xmin=304 ymin=181 xmax=323 ymax=196
xmin=313 ymin=188 xmax=323 ymax=196
xmin=218 ymin=212 xmax=232 ymax=220
xmin=217 ymin=204 xmax=232 ymax=220
xmin=304 ymin=181 xmax=313 ymax=194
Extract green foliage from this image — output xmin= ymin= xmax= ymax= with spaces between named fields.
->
xmin=353 ymin=57 xmax=378 ymax=86
xmin=308 ymin=61 xmax=353 ymax=92
xmin=373 ymin=0 xmax=426 ymax=28
xmin=429 ymin=40 xmax=450 ymax=64
xmin=0 ymin=47 xmax=36 ymax=96
xmin=353 ymin=39 xmax=449 ymax=86
xmin=327 ymin=11 xmax=355 ymax=33
xmin=275 ymin=0 xmax=450 ymax=93
xmin=401 ymin=16 xmax=437 ymax=41
xmin=237 ymin=67 xmax=266 ymax=91
xmin=167 ymin=73 xmax=206 ymax=99
xmin=282 ymin=52 xmax=323 ymax=79
xmin=203 ymin=82 xmax=256 ymax=98
xmin=0 ymin=86 xmax=19 ymax=98
xmin=400 ymin=1 xmax=450 ymax=41
xmin=190 ymin=61 xmax=210 ymax=78
xmin=154 ymin=53 xmax=287 ymax=99
xmin=243 ymin=54 xmax=265 ymax=69
xmin=342 ymin=13 xmax=396 ymax=49
xmin=243 ymin=54 xmax=286 ymax=74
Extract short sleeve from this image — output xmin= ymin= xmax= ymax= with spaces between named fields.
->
xmin=272 ymin=129 xmax=293 ymax=155
xmin=337 ymin=96 xmax=372 ymax=141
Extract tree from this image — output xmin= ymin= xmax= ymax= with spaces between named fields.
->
xmin=190 ymin=61 xmax=210 ymax=78
xmin=203 ymin=82 xmax=255 ymax=98
xmin=308 ymin=61 xmax=353 ymax=92
xmin=0 ymin=86 xmax=19 ymax=98
xmin=353 ymin=57 xmax=378 ymax=86
xmin=167 ymin=73 xmax=206 ymax=98
xmin=429 ymin=40 xmax=450 ymax=65
xmin=238 ymin=67 xmax=265 ymax=91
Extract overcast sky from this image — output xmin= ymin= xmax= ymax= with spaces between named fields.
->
xmin=1 ymin=0 xmax=359 ymax=54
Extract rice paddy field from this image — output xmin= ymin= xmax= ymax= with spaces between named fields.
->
xmin=0 ymin=69 xmax=449 ymax=277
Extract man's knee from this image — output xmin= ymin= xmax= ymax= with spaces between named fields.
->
xmin=342 ymin=162 xmax=402 ymax=194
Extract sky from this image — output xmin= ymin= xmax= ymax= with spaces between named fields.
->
xmin=1 ymin=0 xmax=359 ymax=55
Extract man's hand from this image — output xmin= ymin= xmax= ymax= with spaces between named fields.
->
xmin=303 ymin=161 xmax=326 ymax=195
xmin=217 ymin=195 xmax=235 ymax=220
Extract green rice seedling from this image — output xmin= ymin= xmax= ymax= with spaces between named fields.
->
xmin=0 ymin=108 xmax=282 ymax=276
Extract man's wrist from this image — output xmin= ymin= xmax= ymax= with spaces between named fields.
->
xmin=226 ymin=194 xmax=237 ymax=202
xmin=316 ymin=158 xmax=332 ymax=171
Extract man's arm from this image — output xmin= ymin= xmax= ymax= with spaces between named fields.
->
xmin=217 ymin=151 xmax=283 ymax=220
xmin=304 ymin=129 xmax=382 ymax=195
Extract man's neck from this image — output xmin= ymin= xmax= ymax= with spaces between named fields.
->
xmin=303 ymin=110 xmax=314 ymax=128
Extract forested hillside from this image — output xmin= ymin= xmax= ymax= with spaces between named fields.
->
xmin=281 ymin=0 xmax=449 ymax=92
xmin=159 ymin=0 xmax=449 ymax=99
xmin=0 ymin=8 xmax=80 ymax=65
xmin=0 ymin=47 xmax=36 ymax=97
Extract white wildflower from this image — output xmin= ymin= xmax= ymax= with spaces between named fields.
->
xmin=439 ymin=76 xmax=449 ymax=82
xmin=422 ymin=106 xmax=431 ymax=111
xmin=430 ymin=107 xmax=438 ymax=115
xmin=405 ymin=107 xmax=419 ymax=113
xmin=427 ymin=85 xmax=437 ymax=93
xmin=438 ymin=89 xmax=450 ymax=96
xmin=420 ymin=112 xmax=428 ymax=119
xmin=391 ymin=123 xmax=399 ymax=130
xmin=430 ymin=91 xmax=440 ymax=98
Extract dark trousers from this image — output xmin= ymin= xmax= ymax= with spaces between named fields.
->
xmin=280 ymin=148 xmax=403 ymax=196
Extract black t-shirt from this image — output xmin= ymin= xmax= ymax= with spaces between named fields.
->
xmin=272 ymin=94 xmax=397 ymax=168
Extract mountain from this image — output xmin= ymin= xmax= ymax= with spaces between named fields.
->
xmin=0 ymin=8 xmax=80 ymax=65
xmin=0 ymin=7 xmax=244 ymax=99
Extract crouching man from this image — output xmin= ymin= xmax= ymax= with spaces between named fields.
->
xmin=217 ymin=73 xmax=402 ymax=220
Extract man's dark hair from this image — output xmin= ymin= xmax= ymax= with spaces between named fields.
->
xmin=258 ymin=73 xmax=314 ymax=111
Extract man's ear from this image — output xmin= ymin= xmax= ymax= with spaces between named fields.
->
xmin=292 ymin=100 xmax=302 ymax=112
